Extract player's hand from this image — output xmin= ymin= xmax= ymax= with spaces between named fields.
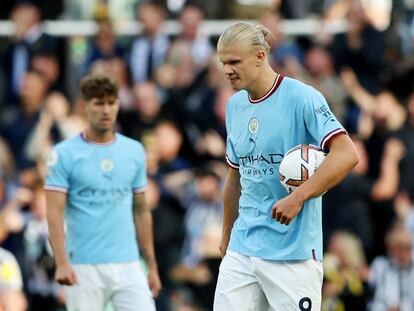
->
xmin=147 ymin=265 xmax=162 ymax=297
xmin=271 ymin=193 xmax=304 ymax=225
xmin=55 ymin=262 xmax=77 ymax=286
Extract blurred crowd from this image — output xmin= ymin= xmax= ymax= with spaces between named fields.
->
xmin=1 ymin=0 xmax=414 ymax=310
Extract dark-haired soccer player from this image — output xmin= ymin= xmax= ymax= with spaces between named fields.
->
xmin=45 ymin=74 xmax=161 ymax=311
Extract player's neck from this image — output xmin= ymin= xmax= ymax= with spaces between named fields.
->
xmin=84 ymin=127 xmax=115 ymax=144
xmin=248 ymin=70 xmax=278 ymax=100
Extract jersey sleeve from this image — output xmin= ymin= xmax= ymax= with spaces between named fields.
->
xmin=303 ymin=88 xmax=347 ymax=152
xmin=225 ymin=98 xmax=239 ymax=169
xmin=132 ymin=143 xmax=148 ymax=193
xmin=44 ymin=147 xmax=70 ymax=193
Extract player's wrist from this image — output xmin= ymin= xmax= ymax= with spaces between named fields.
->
xmin=290 ymin=188 xmax=307 ymax=203
xmin=145 ymin=256 xmax=157 ymax=268
xmin=55 ymin=258 xmax=71 ymax=267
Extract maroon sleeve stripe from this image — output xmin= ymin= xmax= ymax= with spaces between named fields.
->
xmin=43 ymin=185 xmax=68 ymax=193
xmin=321 ymin=129 xmax=348 ymax=151
xmin=225 ymin=155 xmax=239 ymax=169
xmin=133 ymin=186 xmax=147 ymax=193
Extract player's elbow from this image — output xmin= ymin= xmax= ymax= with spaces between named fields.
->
xmin=349 ymin=149 xmax=360 ymax=169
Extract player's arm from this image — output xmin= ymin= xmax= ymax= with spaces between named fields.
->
xmin=133 ymin=192 xmax=161 ymax=297
xmin=220 ymin=168 xmax=241 ymax=257
xmin=273 ymin=134 xmax=359 ymax=225
xmin=45 ymin=190 xmax=77 ymax=285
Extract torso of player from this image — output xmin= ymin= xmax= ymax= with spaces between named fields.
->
xmin=68 ymin=141 xmax=139 ymax=209
xmin=48 ymin=133 xmax=145 ymax=264
xmin=226 ymin=77 xmax=326 ymax=260
xmin=227 ymin=79 xmax=307 ymax=208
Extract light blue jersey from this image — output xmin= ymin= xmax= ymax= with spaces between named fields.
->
xmin=44 ymin=133 xmax=147 ymax=264
xmin=225 ymin=75 xmax=346 ymax=261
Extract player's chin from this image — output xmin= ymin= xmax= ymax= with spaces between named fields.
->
xmin=230 ymin=82 xmax=243 ymax=91
xmin=98 ymin=123 xmax=114 ymax=131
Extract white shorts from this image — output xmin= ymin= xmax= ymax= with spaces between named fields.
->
xmin=64 ymin=261 xmax=155 ymax=311
xmin=214 ymin=251 xmax=323 ymax=311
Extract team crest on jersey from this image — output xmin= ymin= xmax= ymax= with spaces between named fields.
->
xmin=46 ymin=150 xmax=58 ymax=167
xmin=248 ymin=117 xmax=259 ymax=134
xmin=100 ymin=159 xmax=114 ymax=172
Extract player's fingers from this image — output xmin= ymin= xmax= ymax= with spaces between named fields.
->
xmin=71 ymin=271 xmax=78 ymax=285
xmin=275 ymin=211 xmax=282 ymax=221
xmin=279 ymin=215 xmax=288 ymax=224
xmin=57 ymin=277 xmax=71 ymax=285
xmin=271 ymin=206 xmax=277 ymax=218
xmin=273 ymin=207 xmax=281 ymax=220
xmin=152 ymin=284 xmax=161 ymax=297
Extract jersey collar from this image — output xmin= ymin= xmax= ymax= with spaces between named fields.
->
xmin=248 ymin=74 xmax=284 ymax=104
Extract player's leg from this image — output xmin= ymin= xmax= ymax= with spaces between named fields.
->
xmin=64 ymin=264 xmax=108 ymax=311
xmin=254 ymin=258 xmax=323 ymax=311
xmin=214 ymin=251 xmax=269 ymax=311
xmin=108 ymin=261 xmax=156 ymax=311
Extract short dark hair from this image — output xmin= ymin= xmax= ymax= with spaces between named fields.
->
xmin=194 ymin=167 xmax=221 ymax=182
xmin=80 ymin=74 xmax=119 ymax=101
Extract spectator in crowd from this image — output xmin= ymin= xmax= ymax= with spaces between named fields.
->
xmin=291 ymin=44 xmax=347 ymax=124
xmin=30 ymin=52 xmax=65 ymax=95
xmin=21 ymin=183 xmax=65 ymax=311
xmin=341 ymin=68 xmax=406 ymax=140
xmin=164 ymin=167 xmax=223 ymax=310
xmin=0 ymin=70 xmax=49 ymax=171
xmin=393 ymin=192 xmax=414 ymax=249
xmin=393 ymin=92 xmax=414 ymax=199
xmin=0 ymin=186 xmax=31 ymax=311
xmin=129 ymin=2 xmax=170 ymax=83
xmin=323 ymin=136 xmax=406 ymax=258
xmin=0 ymin=247 xmax=28 ymax=311
xmin=63 ymin=0 xmax=139 ymax=20
xmin=368 ymin=222 xmax=414 ymax=311
xmin=259 ymin=10 xmax=304 ymax=72
xmin=109 ymin=58 xmax=134 ymax=111
xmin=0 ymin=139 xmax=16 ymax=200
xmin=83 ymin=19 xmax=125 ymax=75
xmin=146 ymin=178 xmax=185 ymax=311
xmin=159 ymin=49 xmax=228 ymax=162
xmin=118 ymin=81 xmax=163 ymax=141
xmin=0 ymin=1 xmax=64 ymax=107
xmin=329 ymin=0 xmax=387 ymax=95
xmin=322 ymin=231 xmax=370 ymax=311
xmin=153 ymin=120 xmax=192 ymax=176
xmin=24 ymin=92 xmax=73 ymax=165
xmin=176 ymin=4 xmax=213 ymax=72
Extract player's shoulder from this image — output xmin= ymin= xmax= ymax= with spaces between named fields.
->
xmin=283 ymin=77 xmax=319 ymax=95
xmin=283 ymin=76 xmax=325 ymax=105
xmin=227 ymin=89 xmax=249 ymax=108
xmin=115 ymin=133 xmax=145 ymax=151
xmin=46 ymin=134 xmax=82 ymax=167
xmin=53 ymin=133 xmax=83 ymax=153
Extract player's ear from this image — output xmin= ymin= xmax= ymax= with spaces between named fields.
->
xmin=256 ymin=49 xmax=266 ymax=66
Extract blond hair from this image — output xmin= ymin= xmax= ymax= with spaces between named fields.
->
xmin=329 ymin=231 xmax=367 ymax=268
xmin=217 ymin=22 xmax=272 ymax=53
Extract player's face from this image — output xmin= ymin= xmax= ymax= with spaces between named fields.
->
xmin=85 ymin=96 xmax=119 ymax=132
xmin=218 ymin=42 xmax=260 ymax=91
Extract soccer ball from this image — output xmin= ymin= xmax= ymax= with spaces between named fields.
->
xmin=279 ymin=144 xmax=326 ymax=193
